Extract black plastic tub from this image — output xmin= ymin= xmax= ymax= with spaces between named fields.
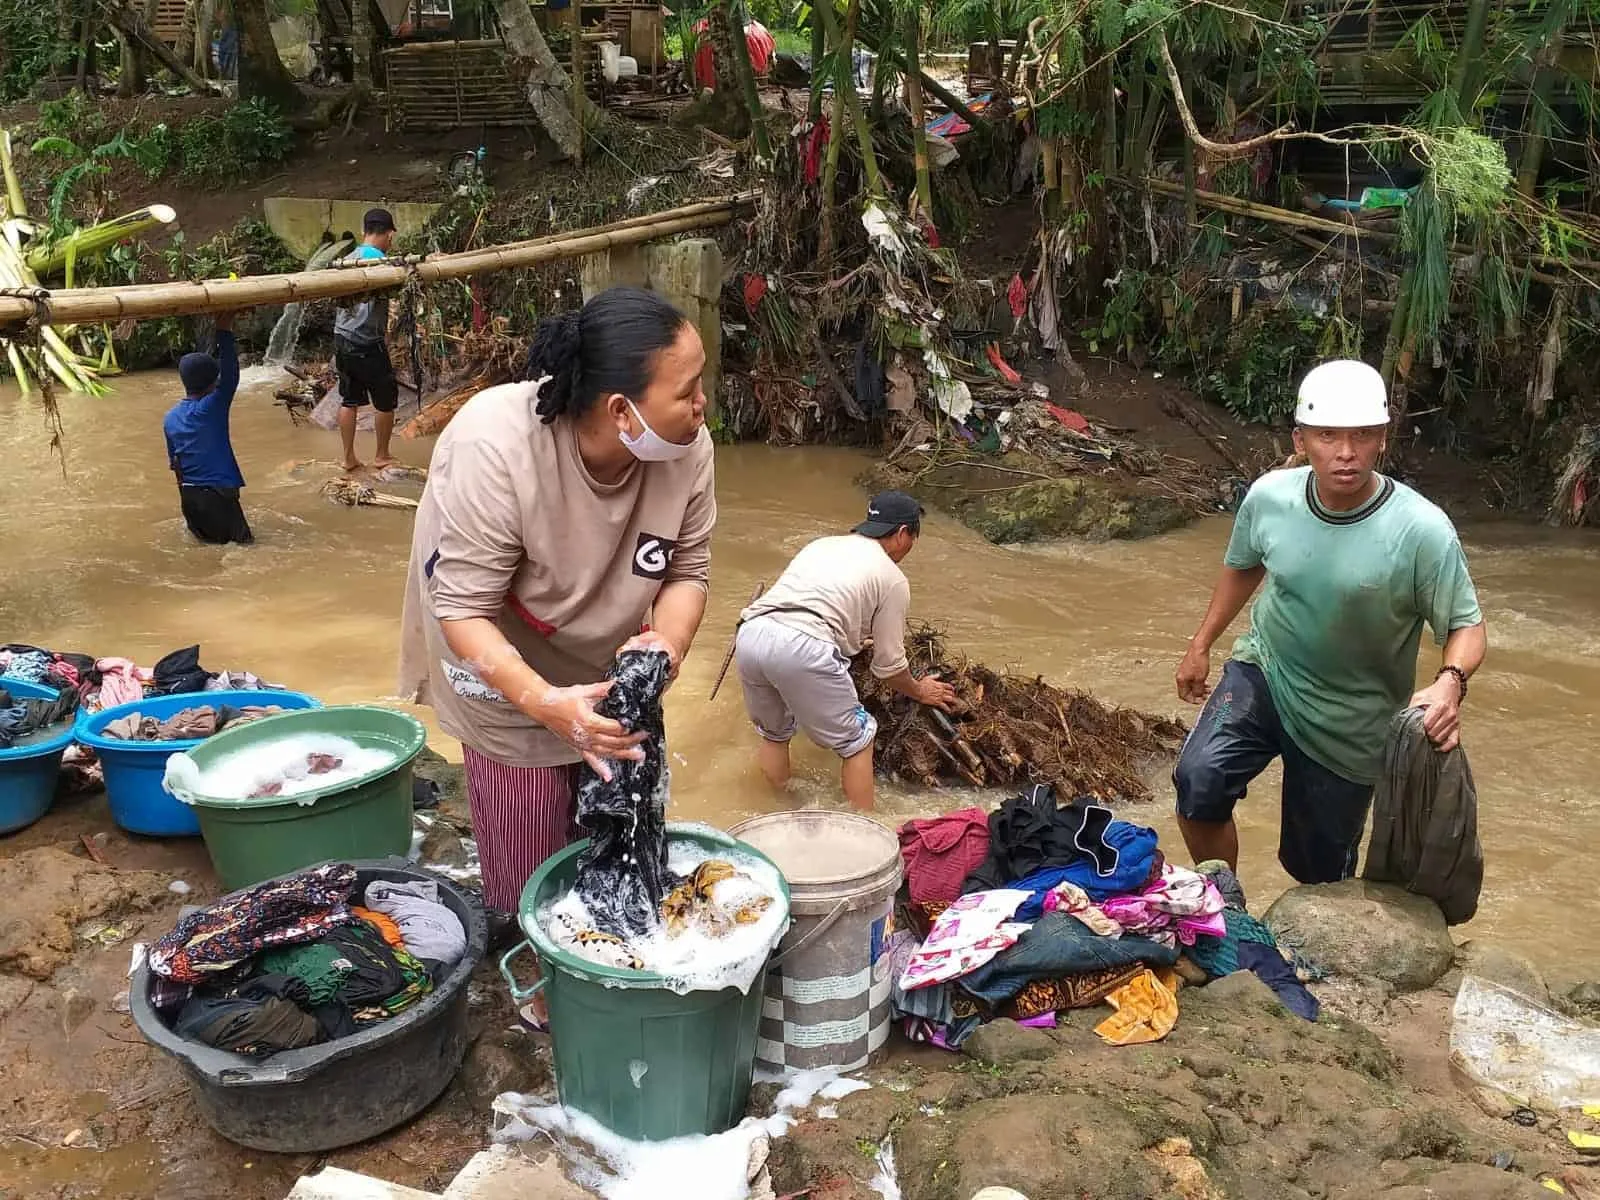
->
xmin=130 ymin=857 xmax=487 ymax=1153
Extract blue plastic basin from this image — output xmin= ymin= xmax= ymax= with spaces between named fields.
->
xmin=76 ymin=690 xmax=321 ymax=836
xmin=0 ymin=677 xmax=79 ymax=834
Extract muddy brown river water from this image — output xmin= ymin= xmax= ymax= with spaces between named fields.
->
xmin=1 ymin=369 xmax=1597 ymax=978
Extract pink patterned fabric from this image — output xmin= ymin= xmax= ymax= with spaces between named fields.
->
xmin=1097 ymin=864 xmax=1226 ymax=948
xmin=95 ymin=657 xmax=150 ymax=709
xmin=898 ymin=889 xmax=1031 ymax=991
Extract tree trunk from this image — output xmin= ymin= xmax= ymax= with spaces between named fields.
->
xmin=818 ymin=0 xmax=862 ymax=265
xmin=234 ymin=0 xmax=304 ymax=108
xmin=806 ymin=9 xmax=825 ymax=122
xmin=1451 ymin=0 xmax=1492 ymax=114
xmin=728 ymin=0 xmax=772 ymax=158
xmin=194 ymin=0 xmax=214 ymax=77
xmin=176 ymin=0 xmax=198 ymax=68
xmin=105 ymin=0 xmax=218 ymax=94
xmin=493 ymin=0 xmax=597 ymax=161
xmin=905 ymin=1 xmax=933 ymax=228
xmin=1516 ymin=21 xmax=1566 ymax=195
xmin=352 ymin=0 xmax=374 ymax=88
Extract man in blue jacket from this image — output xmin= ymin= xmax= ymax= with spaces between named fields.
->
xmin=164 ymin=311 xmax=253 ymax=545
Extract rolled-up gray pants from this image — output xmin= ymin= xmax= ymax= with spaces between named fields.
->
xmin=734 ymin=616 xmax=877 ymax=758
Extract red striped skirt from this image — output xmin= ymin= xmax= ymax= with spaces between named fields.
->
xmin=461 ymin=748 xmax=581 ymax=912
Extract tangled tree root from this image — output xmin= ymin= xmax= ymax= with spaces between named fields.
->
xmin=852 ymin=624 xmax=1187 ymax=800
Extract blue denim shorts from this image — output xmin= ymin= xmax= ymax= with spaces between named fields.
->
xmin=1173 ymin=659 xmax=1373 ymax=884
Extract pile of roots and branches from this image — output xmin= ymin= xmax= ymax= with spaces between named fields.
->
xmin=1549 ymin=425 xmax=1600 ymax=527
xmin=852 ymin=624 xmax=1187 ymax=800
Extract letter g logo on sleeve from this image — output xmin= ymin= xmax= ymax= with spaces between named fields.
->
xmin=632 ymin=533 xmax=678 ymax=580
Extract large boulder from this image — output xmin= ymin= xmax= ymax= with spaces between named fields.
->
xmin=1440 ymin=940 xmax=1549 ymax=1003
xmin=1263 ymin=880 xmax=1454 ymax=991
xmin=962 ymin=1019 xmax=1057 ymax=1068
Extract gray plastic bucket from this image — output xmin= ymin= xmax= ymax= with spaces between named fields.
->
xmin=729 ymin=810 xmax=902 ymax=1072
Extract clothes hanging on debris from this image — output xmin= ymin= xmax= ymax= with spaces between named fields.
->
xmin=1096 ymin=864 xmax=1228 ymax=949
xmin=174 ymin=974 xmax=323 ymax=1056
xmin=150 ymin=645 xmax=215 ymax=696
xmin=898 ymin=808 xmax=991 ymax=904
xmin=101 ymin=705 xmax=285 ymax=743
xmin=1094 ymin=967 xmax=1180 ymax=1046
xmin=900 ymin=890 xmax=1032 ymax=991
xmin=363 ymin=878 xmax=467 ymax=966
xmin=149 ymin=862 xmax=358 ymax=985
xmin=0 ymin=686 xmax=78 ymax=749
xmin=955 ymin=911 xmax=1180 ymax=1010
xmin=572 ymin=649 xmax=675 ymax=940
xmin=1362 ymin=705 xmax=1483 ymax=926
xmin=1237 ymin=942 xmax=1319 ymax=1021
xmin=962 ymin=784 xmax=1159 ymax=908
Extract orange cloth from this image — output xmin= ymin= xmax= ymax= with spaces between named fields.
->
xmin=352 ymin=906 xmax=406 ymax=951
xmin=1094 ymin=967 xmax=1180 ymax=1046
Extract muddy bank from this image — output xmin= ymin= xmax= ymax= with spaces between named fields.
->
xmin=4 ymin=755 xmax=1598 ymax=1199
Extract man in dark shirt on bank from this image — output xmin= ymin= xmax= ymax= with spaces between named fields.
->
xmin=163 ymin=310 xmax=253 ymax=545
xmin=334 ymin=207 xmax=400 ymax=472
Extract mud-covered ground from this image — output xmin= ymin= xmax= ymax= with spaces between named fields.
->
xmin=2 ymin=754 xmax=1596 ymax=1200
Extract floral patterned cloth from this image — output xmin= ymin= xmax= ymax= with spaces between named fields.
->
xmin=149 ymin=863 xmax=359 ymax=984
xmin=898 ymin=889 xmax=1032 ymax=991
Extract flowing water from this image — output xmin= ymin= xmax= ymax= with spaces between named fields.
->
xmin=1 ymin=371 xmax=1597 ymax=975
xmin=262 ymin=237 xmax=353 ymax=366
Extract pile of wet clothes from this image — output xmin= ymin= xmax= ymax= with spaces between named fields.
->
xmin=146 ymin=863 xmax=467 ymax=1058
xmin=101 ymin=704 xmax=285 ymax=743
xmin=0 ymin=684 xmax=79 ymax=749
xmin=891 ymin=784 xmax=1318 ymax=1051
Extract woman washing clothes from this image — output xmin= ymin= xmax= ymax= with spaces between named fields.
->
xmin=399 ymin=286 xmax=716 ymax=954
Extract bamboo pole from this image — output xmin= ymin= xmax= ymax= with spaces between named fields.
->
xmin=0 ymin=197 xmax=755 ymax=327
xmin=0 ymin=133 xmax=26 ymax=221
xmin=905 ymin=1 xmax=934 ymax=229
xmin=727 ymin=0 xmax=773 ymax=160
xmin=25 ymin=204 xmax=178 ymax=275
xmin=818 ymin=0 xmax=861 ymax=265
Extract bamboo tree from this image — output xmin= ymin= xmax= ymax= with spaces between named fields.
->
xmin=1450 ymin=0 xmax=1493 ymax=115
xmin=818 ymin=0 xmax=861 ymax=264
xmin=816 ymin=0 xmax=880 ymax=195
xmin=905 ymin=0 xmax=933 ymax=228
xmin=727 ymin=0 xmax=773 ymax=159
xmin=807 ymin=7 xmax=826 ymax=122
xmin=352 ymin=0 xmax=374 ymax=88
xmin=1516 ymin=10 xmax=1569 ymax=196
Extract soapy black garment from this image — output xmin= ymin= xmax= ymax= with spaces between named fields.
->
xmin=0 ymin=686 xmax=79 ymax=749
xmin=573 ymin=649 xmax=675 ymax=940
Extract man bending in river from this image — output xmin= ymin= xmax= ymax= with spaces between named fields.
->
xmin=735 ymin=490 xmax=959 ymax=810
xmin=165 ymin=310 xmax=253 ymax=545
xmin=334 ymin=207 xmax=399 ymax=472
xmin=1172 ymin=359 xmax=1487 ymax=885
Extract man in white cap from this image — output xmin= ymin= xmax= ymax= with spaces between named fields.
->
xmin=1171 ymin=360 xmax=1487 ymax=884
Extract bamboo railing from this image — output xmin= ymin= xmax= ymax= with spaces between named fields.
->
xmin=0 ymin=193 xmax=759 ymax=328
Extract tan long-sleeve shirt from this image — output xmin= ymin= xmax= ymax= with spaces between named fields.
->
xmin=740 ymin=534 xmax=910 ymax=678
xmin=398 ymin=380 xmax=716 ymax=766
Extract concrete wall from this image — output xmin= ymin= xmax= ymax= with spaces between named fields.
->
xmin=579 ymin=238 xmax=724 ymax=410
xmin=262 ymin=198 xmax=441 ymax=261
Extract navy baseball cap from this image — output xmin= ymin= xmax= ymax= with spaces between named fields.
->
xmin=853 ymin=490 xmax=923 ymax=537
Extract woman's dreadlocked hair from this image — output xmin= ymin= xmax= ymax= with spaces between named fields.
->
xmin=521 ymin=286 xmax=689 ymax=425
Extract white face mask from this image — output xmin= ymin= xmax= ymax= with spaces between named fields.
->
xmin=619 ymin=399 xmax=697 ymax=462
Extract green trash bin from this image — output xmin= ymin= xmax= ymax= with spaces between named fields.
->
xmin=163 ymin=706 xmax=427 ymax=890
xmin=501 ymin=824 xmax=791 ymax=1141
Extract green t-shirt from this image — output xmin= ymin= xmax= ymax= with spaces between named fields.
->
xmin=1224 ymin=466 xmax=1483 ymax=785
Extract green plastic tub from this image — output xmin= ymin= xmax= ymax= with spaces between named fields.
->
xmin=501 ymin=824 xmax=791 ymax=1142
xmin=162 ymin=706 xmax=426 ymax=890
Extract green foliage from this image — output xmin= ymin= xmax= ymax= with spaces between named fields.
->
xmin=1191 ymin=308 xmax=1348 ymax=426
xmin=37 ymin=92 xmax=109 ymax=143
xmin=0 ymin=6 xmax=68 ymax=102
xmin=175 ymin=100 xmax=295 ymax=183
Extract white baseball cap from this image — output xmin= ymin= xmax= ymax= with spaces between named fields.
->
xmin=1295 ymin=360 xmax=1389 ymax=428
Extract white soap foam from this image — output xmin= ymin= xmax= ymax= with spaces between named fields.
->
xmin=868 ymin=1135 xmax=901 ymax=1200
xmin=539 ymin=840 xmax=789 ymax=995
xmin=493 ymin=1068 xmax=871 ymax=1200
xmin=188 ymin=733 xmax=394 ymax=804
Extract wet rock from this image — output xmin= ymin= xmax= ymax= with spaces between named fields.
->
xmin=456 ymin=1028 xmax=547 ymax=1113
xmin=0 ymin=848 xmax=170 ymax=980
xmin=1439 ymin=942 xmax=1548 ymax=1004
xmin=419 ymin=819 xmax=473 ymax=876
xmin=414 ymin=747 xmax=470 ymax=826
xmin=962 ymin=1020 xmax=1056 ymax=1068
xmin=958 ymin=477 xmax=1193 ymax=544
xmin=1565 ymin=980 xmax=1600 ymax=1018
xmin=1366 ymin=1162 xmax=1554 ymax=1198
xmin=1264 ymin=880 xmax=1454 ymax=991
